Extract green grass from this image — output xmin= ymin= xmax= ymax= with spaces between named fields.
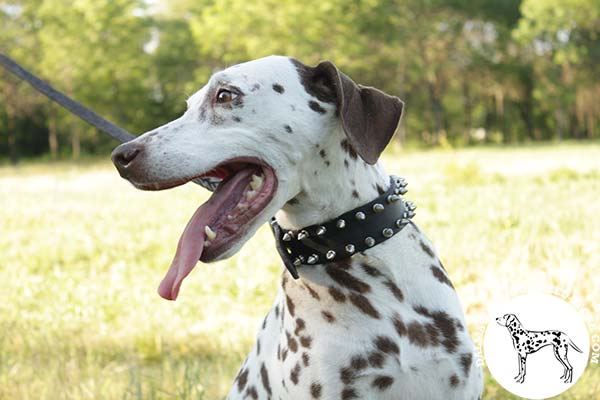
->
xmin=1 ymin=143 xmax=599 ymax=399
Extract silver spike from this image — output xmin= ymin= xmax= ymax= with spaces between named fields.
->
xmin=345 ymin=244 xmax=355 ymax=254
xmin=355 ymin=211 xmax=366 ymax=221
xmin=282 ymin=232 xmax=293 ymax=241
xmin=297 ymin=230 xmax=309 ymax=240
xmin=307 ymin=254 xmax=319 ymax=264
xmin=406 ymin=201 xmax=416 ymax=211
xmin=298 ymin=255 xmax=306 ymax=262
xmin=396 ymin=187 xmax=408 ymax=195
xmin=397 ymin=179 xmax=407 ymax=187
xmin=387 ymin=194 xmax=400 ymax=203
xmin=372 ymin=203 xmax=384 ymax=213
xmin=336 ymin=219 xmax=346 ymax=229
xmin=326 ymin=250 xmax=336 ymax=260
xmin=382 ymin=228 xmax=394 ymax=238
xmin=395 ymin=219 xmax=403 ymax=228
xmin=293 ymin=257 xmax=302 ymax=266
xmin=316 ymin=226 xmax=326 ymax=236
xmin=364 ymin=237 xmax=375 ymax=247
xmin=407 ymin=210 xmax=416 ymax=218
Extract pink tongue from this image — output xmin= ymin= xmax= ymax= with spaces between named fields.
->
xmin=157 ymin=168 xmax=255 ymax=300
xmin=157 ymin=203 xmax=209 ymax=300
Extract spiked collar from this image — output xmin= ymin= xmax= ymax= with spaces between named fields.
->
xmin=269 ymin=175 xmax=416 ymax=279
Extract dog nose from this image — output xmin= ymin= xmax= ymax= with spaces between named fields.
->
xmin=111 ymin=142 xmax=143 ymax=176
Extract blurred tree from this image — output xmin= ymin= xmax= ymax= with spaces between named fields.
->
xmin=35 ymin=0 xmax=153 ymax=158
xmin=1 ymin=0 xmax=598 ymax=160
xmin=515 ymin=0 xmax=600 ymax=139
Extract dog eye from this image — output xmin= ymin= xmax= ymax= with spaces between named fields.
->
xmin=216 ymin=89 xmax=237 ymax=104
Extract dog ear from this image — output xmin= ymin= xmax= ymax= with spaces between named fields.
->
xmin=308 ymin=60 xmax=404 ymax=164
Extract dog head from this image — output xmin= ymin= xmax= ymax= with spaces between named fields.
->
xmin=111 ymin=55 xmax=403 ymax=300
xmin=496 ymin=313 xmax=520 ymax=328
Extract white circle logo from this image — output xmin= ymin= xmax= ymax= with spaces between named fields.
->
xmin=483 ymin=293 xmax=590 ymax=399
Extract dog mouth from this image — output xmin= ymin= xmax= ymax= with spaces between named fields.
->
xmin=154 ymin=157 xmax=278 ymax=301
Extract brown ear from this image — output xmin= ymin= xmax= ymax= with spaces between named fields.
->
xmin=310 ymin=61 xmax=404 ymax=164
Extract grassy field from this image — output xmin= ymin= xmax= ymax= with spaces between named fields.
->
xmin=1 ymin=143 xmax=599 ymax=399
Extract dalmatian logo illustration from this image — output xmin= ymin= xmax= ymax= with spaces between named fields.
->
xmin=496 ymin=313 xmax=583 ymax=384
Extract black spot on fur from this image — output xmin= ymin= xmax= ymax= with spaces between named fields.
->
xmin=245 ymin=385 xmax=258 ymax=399
xmin=340 ymin=366 xmax=356 ymax=385
xmin=368 ymin=351 xmax=385 ymax=368
xmin=284 ymin=124 xmax=293 ymax=133
xmin=449 ymin=374 xmax=460 ymax=387
xmin=300 ymin=336 xmax=313 ymax=348
xmin=344 ymin=159 xmax=350 ymax=168
xmin=393 ymin=315 xmax=407 ymax=336
xmin=329 ymin=286 xmax=346 ymax=302
xmin=286 ymin=294 xmax=296 ymax=316
xmin=311 ymin=382 xmax=322 ymax=398
xmin=287 ymin=331 xmax=299 ymax=353
xmin=420 ymin=240 xmax=435 ymax=258
xmin=232 ymin=116 xmax=242 ymax=122
xmin=290 ymin=362 xmax=301 ymax=384
xmin=272 ymin=83 xmax=285 ymax=93
xmin=375 ymin=183 xmax=385 ymax=195
xmin=431 ymin=265 xmax=454 ymax=288
xmin=303 ymin=352 xmax=310 ymax=366
xmin=250 ymin=83 xmax=261 ymax=91
xmin=304 ymin=283 xmax=320 ymax=300
xmin=236 ymin=368 xmax=248 ymax=392
xmin=319 ymin=149 xmax=327 ymax=158
xmin=372 ymin=375 xmax=394 ymax=390
xmin=349 ymin=293 xmax=380 ymax=318
xmin=460 ymin=353 xmax=473 ymax=377
xmin=361 ymin=263 xmax=382 ymax=277
xmin=383 ymin=280 xmax=404 ymax=301
xmin=287 ymin=197 xmax=300 ymax=205
xmin=309 ymin=100 xmax=326 ymax=114
xmin=260 ymin=363 xmax=272 ymax=395
xmin=262 ymin=315 xmax=268 ymax=330
xmin=407 ymin=322 xmax=429 ymax=347
xmin=374 ymin=336 xmax=399 ymax=354
xmin=340 ymin=139 xmax=358 ymax=160
xmin=325 ymin=266 xmax=370 ymax=293
xmin=350 ymin=355 xmax=368 ymax=371
xmin=341 ymin=387 xmax=359 ymax=399
xmin=295 ymin=318 xmax=306 ymax=336
xmin=352 ymin=190 xmax=360 ymax=199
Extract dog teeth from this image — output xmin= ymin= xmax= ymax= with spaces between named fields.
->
xmin=205 ymin=240 xmax=212 ymax=247
xmin=237 ymin=202 xmax=248 ymax=210
xmin=246 ymin=190 xmax=257 ymax=200
xmin=250 ymin=174 xmax=263 ymax=190
xmin=204 ymin=226 xmax=217 ymax=240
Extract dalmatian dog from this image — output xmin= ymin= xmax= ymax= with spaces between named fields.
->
xmin=496 ymin=313 xmax=583 ymax=384
xmin=111 ymin=56 xmax=483 ymax=399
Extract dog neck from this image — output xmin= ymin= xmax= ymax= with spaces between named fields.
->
xmin=276 ymin=128 xmax=389 ymax=230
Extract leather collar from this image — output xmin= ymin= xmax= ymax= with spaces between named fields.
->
xmin=270 ymin=176 xmax=416 ymax=279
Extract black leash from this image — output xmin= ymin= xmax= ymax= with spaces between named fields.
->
xmin=0 ymin=52 xmax=135 ymax=144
